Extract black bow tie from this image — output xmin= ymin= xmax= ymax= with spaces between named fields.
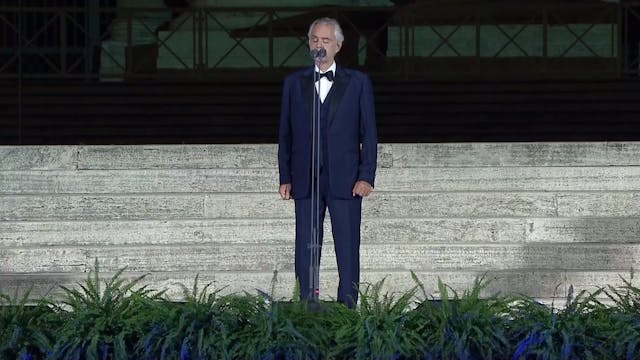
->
xmin=315 ymin=71 xmax=334 ymax=81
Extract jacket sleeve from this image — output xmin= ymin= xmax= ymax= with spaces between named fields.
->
xmin=357 ymin=74 xmax=378 ymax=187
xmin=278 ymin=77 xmax=293 ymax=185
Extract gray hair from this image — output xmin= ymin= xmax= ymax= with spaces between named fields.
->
xmin=307 ymin=17 xmax=344 ymax=44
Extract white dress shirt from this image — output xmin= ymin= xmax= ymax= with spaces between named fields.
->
xmin=314 ymin=62 xmax=336 ymax=103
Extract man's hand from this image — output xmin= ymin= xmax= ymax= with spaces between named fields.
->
xmin=279 ymin=183 xmax=292 ymax=200
xmin=352 ymin=181 xmax=373 ymax=197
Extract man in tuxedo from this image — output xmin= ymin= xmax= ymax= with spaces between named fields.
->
xmin=278 ymin=17 xmax=377 ymax=308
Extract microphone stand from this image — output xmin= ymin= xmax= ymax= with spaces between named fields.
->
xmin=309 ymin=48 xmax=325 ymax=303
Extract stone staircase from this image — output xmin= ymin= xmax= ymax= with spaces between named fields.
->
xmin=1 ymin=142 xmax=639 ymax=303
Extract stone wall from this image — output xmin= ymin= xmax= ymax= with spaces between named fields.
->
xmin=1 ymin=143 xmax=639 ymax=302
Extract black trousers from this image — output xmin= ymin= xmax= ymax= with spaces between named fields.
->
xmin=294 ymin=170 xmax=362 ymax=308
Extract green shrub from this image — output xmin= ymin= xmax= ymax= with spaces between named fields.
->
xmin=2 ymin=263 xmax=640 ymax=360
xmin=0 ymin=288 xmax=58 ymax=360
xmin=228 ymin=293 xmax=323 ymax=359
xmin=47 ymin=260 xmax=159 ymax=360
xmin=324 ymin=277 xmax=421 ymax=360
xmin=409 ymin=275 xmax=512 ymax=360
xmin=510 ymin=286 xmax=615 ymax=360
xmin=605 ymin=272 xmax=640 ymax=359
xmin=137 ymin=275 xmax=245 ymax=360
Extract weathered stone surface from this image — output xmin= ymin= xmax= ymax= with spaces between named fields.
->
xmin=2 ymin=142 xmax=639 ymax=305
xmin=0 ymin=248 xmax=87 ymax=272
xmin=77 ymin=144 xmax=279 ymax=169
xmin=524 ymin=218 xmax=640 ymax=243
xmin=564 ymin=270 xmax=637 ymax=294
xmin=378 ymin=143 xmax=393 ymax=168
xmin=368 ymin=192 xmax=559 ymax=218
xmin=0 ymin=146 xmax=78 ymax=170
xmin=2 ymin=243 xmax=637 ymax=273
xmin=557 ymin=192 xmax=640 ymax=217
xmin=5 ymin=166 xmax=640 ymax=194
xmin=4 ymin=142 xmax=640 ymax=171
xmin=0 ymin=219 xmax=296 ymax=246
xmin=376 ymin=167 xmax=640 ymax=192
xmin=0 ymin=169 xmax=279 ymax=194
xmin=392 ymin=142 xmax=640 ymax=167
xmin=3 ymin=217 xmax=639 ymax=248
xmin=76 ymin=144 xmax=394 ymax=170
xmin=366 ymin=218 xmax=524 ymax=243
xmin=0 ymin=195 xmax=205 ymax=221
xmin=369 ymin=217 xmax=640 ymax=244
xmin=205 ymin=192 xmax=559 ymax=219
xmin=348 ymin=244 xmax=640 ymax=272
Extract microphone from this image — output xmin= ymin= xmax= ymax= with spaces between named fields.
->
xmin=309 ymin=48 xmax=326 ymax=59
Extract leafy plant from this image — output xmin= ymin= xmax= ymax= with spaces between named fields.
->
xmin=48 ymin=259 xmax=158 ymax=360
xmin=3 ymin=265 xmax=640 ymax=359
xmin=604 ymin=271 xmax=640 ymax=359
xmin=0 ymin=287 xmax=57 ymax=360
xmin=326 ymin=277 xmax=422 ymax=360
xmin=410 ymin=274 xmax=512 ymax=360
xmin=511 ymin=285 xmax=614 ymax=360
xmin=137 ymin=275 xmax=237 ymax=360
xmin=228 ymin=291 xmax=323 ymax=359
xmin=606 ymin=270 xmax=640 ymax=313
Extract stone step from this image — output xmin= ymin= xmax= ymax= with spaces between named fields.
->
xmin=1 ymin=142 xmax=639 ymax=303
xmin=2 ymin=217 xmax=639 ymax=247
xmin=2 ymin=192 xmax=640 ymax=221
xmin=2 ymin=243 xmax=638 ymax=274
xmin=4 ymin=269 xmax=620 ymax=303
xmin=3 ymin=166 xmax=640 ymax=194
xmin=5 ymin=143 xmax=640 ymax=170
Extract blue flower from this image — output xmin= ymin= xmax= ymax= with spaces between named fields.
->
xmin=445 ymin=328 xmax=455 ymax=341
xmin=180 ymin=338 xmax=191 ymax=360
xmin=513 ymin=333 xmax=542 ymax=360
xmin=100 ymin=343 xmax=109 ymax=360
xmin=628 ymin=343 xmax=638 ymax=360
xmin=561 ymin=340 xmax=573 ymax=360
xmin=11 ymin=327 xmax=24 ymax=346
xmin=285 ymin=349 xmax=295 ymax=360
xmin=19 ymin=349 xmax=32 ymax=360
xmin=144 ymin=325 xmax=164 ymax=356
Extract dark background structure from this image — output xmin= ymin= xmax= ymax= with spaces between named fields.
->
xmin=1 ymin=0 xmax=640 ymax=145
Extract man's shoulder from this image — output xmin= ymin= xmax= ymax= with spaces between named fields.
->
xmin=284 ymin=67 xmax=311 ymax=82
xmin=339 ymin=67 xmax=364 ymax=76
xmin=339 ymin=67 xmax=370 ymax=82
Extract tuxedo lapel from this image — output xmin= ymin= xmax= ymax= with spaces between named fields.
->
xmin=299 ymin=68 xmax=314 ymax=129
xmin=327 ymin=67 xmax=350 ymax=129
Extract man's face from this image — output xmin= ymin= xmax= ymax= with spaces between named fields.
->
xmin=308 ymin=22 xmax=342 ymax=68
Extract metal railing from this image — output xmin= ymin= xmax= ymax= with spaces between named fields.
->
xmin=0 ymin=3 xmax=638 ymax=81
xmin=622 ymin=2 xmax=640 ymax=77
xmin=0 ymin=4 xmax=107 ymax=80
